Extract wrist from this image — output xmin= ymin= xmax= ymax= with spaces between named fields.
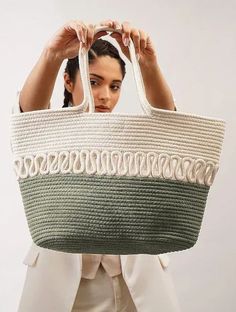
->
xmin=139 ymin=57 xmax=160 ymax=81
xmin=139 ymin=54 xmax=158 ymax=69
xmin=42 ymin=45 xmax=64 ymax=65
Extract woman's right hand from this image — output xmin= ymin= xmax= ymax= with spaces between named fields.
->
xmin=45 ymin=20 xmax=108 ymax=61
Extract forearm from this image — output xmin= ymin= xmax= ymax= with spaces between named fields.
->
xmin=139 ymin=59 xmax=175 ymax=111
xmin=19 ymin=46 xmax=63 ymax=112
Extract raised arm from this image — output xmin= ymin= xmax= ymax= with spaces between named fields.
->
xmin=19 ymin=47 xmax=63 ymax=112
xmin=100 ymin=20 xmax=177 ymax=111
xmin=19 ymin=21 xmax=108 ymax=112
xmin=139 ymin=58 xmax=177 ymax=111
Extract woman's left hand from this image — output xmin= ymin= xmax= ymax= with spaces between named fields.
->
xmin=97 ymin=20 xmax=158 ymax=65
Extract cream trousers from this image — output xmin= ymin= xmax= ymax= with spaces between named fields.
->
xmin=71 ymin=263 xmax=137 ymax=312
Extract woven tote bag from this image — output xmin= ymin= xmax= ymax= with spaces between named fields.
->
xmin=10 ymin=26 xmax=226 ymax=255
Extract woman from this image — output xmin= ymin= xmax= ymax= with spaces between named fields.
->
xmin=15 ymin=20 xmax=180 ymax=312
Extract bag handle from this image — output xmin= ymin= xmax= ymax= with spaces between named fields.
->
xmin=13 ymin=26 xmax=163 ymax=115
xmin=78 ymin=25 xmax=155 ymax=115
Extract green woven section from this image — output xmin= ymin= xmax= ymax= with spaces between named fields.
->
xmin=19 ymin=173 xmax=210 ymax=254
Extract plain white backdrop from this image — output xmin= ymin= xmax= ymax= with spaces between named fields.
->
xmin=0 ymin=0 xmax=235 ymax=311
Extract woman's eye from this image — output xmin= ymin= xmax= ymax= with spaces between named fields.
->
xmin=90 ymin=81 xmax=120 ymax=91
xmin=112 ymin=85 xmax=120 ymax=91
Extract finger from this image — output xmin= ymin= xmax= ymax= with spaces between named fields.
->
xmin=75 ymin=20 xmax=87 ymax=43
xmin=86 ymin=24 xmax=95 ymax=49
xmin=99 ymin=20 xmax=121 ymax=33
xmin=113 ymin=20 xmax=122 ymax=30
xmin=121 ymin=21 xmax=131 ymax=47
xmin=109 ymin=33 xmax=131 ymax=60
xmin=71 ymin=20 xmax=87 ymax=47
xmin=81 ymin=25 xmax=88 ymax=47
xmin=67 ymin=20 xmax=83 ymax=43
xmin=99 ymin=19 xmax=114 ymax=28
xmin=130 ymin=28 xmax=141 ymax=54
xmin=139 ymin=29 xmax=148 ymax=52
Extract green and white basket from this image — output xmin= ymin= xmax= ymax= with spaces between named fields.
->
xmin=10 ymin=26 xmax=226 ymax=254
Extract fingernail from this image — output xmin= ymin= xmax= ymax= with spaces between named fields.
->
xmin=124 ymin=38 xmax=129 ymax=46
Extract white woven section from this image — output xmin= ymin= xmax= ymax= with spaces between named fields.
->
xmin=10 ymin=111 xmax=226 ymax=164
xmin=13 ymin=149 xmax=219 ymax=186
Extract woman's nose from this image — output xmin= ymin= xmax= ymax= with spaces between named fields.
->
xmin=98 ymin=86 xmax=111 ymax=102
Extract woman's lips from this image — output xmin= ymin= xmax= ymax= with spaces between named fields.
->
xmin=95 ymin=108 xmax=110 ymax=112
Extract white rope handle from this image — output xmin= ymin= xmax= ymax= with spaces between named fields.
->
xmin=78 ymin=25 xmax=153 ymax=115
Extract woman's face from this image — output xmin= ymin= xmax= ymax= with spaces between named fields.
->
xmin=64 ymin=55 xmax=123 ymax=113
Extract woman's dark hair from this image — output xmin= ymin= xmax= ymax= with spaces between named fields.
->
xmin=63 ymin=38 xmax=126 ymax=107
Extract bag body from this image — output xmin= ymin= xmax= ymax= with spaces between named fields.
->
xmin=10 ymin=26 xmax=226 ymax=254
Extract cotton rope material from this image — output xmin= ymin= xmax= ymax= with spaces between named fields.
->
xmin=10 ymin=26 xmax=226 ymax=255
